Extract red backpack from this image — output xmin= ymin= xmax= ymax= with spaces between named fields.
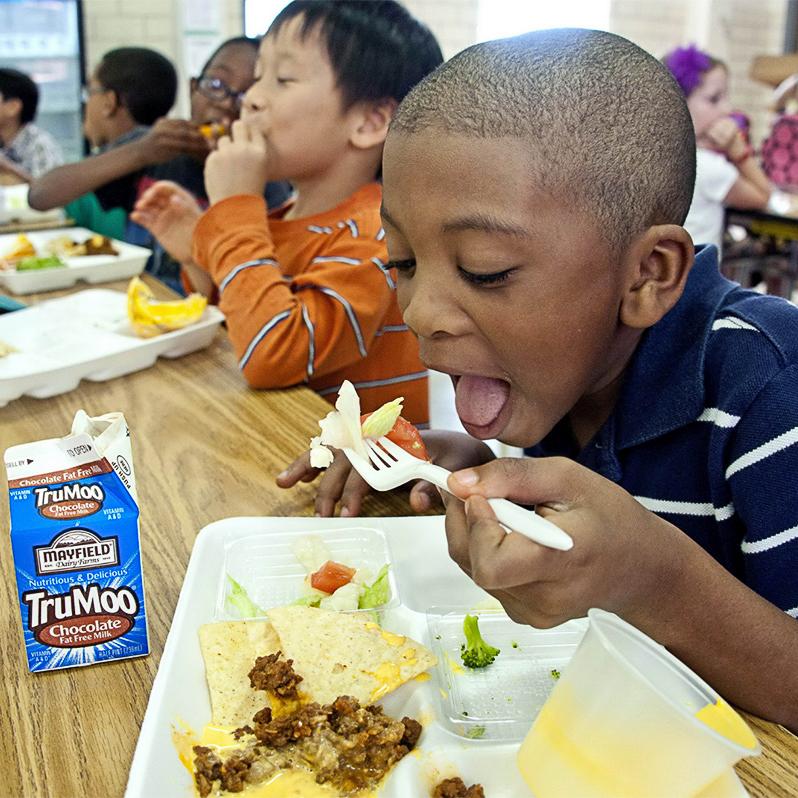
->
xmin=760 ymin=114 xmax=798 ymax=189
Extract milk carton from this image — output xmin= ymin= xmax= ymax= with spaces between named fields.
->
xmin=5 ymin=415 xmax=148 ymax=672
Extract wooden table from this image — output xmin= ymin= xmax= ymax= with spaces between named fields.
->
xmin=1 ymin=279 xmax=796 ymax=797
xmin=0 ymin=215 xmax=73 ymax=235
xmin=0 ymin=278 xmax=416 ymax=797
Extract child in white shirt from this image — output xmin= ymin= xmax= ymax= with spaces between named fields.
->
xmin=663 ymin=45 xmax=771 ymax=251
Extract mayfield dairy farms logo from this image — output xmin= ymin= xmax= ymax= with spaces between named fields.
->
xmin=34 ymin=482 xmax=105 ymax=520
xmin=34 ymin=529 xmax=119 ymax=575
xmin=22 ymin=584 xmax=139 ymax=648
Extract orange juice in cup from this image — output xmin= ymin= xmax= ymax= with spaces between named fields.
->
xmin=517 ymin=609 xmax=759 ymax=798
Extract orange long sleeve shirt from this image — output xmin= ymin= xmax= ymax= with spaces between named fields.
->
xmin=191 ymin=182 xmax=428 ymax=424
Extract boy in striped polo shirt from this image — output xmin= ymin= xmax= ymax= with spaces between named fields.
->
xmin=286 ymin=29 xmax=798 ymax=729
xmin=132 ymin=1 xmax=442 ymax=423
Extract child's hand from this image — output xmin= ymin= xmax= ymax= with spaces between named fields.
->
xmin=131 ymin=180 xmax=203 ymax=264
xmin=136 ymin=118 xmax=210 ymax=165
xmin=704 ymin=117 xmax=744 ymax=155
xmin=277 ymin=430 xmax=496 ymax=518
xmin=444 ymin=457 xmax=688 ymax=628
xmin=204 ymin=119 xmax=270 ymax=206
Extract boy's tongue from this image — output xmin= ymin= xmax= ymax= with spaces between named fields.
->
xmin=455 ymin=376 xmax=510 ymax=428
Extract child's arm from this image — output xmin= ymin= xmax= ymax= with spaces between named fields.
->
xmin=0 ymin=154 xmax=32 ymax=183
xmin=131 ymin=180 xmax=202 ymax=265
xmin=277 ymin=430 xmax=496 ymax=517
xmin=705 ymin=117 xmax=771 ymax=209
xmin=27 ymin=119 xmax=208 ymax=210
xmin=444 ymin=444 xmax=798 ymax=730
xmin=131 ymin=181 xmax=215 ymax=298
xmin=192 ymin=196 xmax=400 ymax=390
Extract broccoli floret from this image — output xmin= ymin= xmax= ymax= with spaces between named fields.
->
xmin=460 ymin=614 xmax=500 ymax=669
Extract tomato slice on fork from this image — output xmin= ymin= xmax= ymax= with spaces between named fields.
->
xmin=360 ymin=413 xmax=429 ymax=460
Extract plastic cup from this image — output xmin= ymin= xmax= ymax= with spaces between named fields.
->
xmin=517 ymin=609 xmax=760 ymax=798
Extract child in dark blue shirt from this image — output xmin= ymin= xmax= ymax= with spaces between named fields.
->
xmin=281 ymin=28 xmax=798 ymax=730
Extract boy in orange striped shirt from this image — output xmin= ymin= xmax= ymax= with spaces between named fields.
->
xmin=132 ymin=1 xmax=441 ymax=423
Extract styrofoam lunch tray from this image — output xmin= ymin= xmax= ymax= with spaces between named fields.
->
xmin=0 ymin=227 xmax=150 ymax=294
xmin=0 ymin=183 xmax=65 ymax=225
xmin=125 ymin=516 xmax=588 ymax=798
xmin=0 ymin=288 xmax=224 ymax=407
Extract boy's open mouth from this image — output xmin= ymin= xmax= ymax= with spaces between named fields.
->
xmin=453 ymin=375 xmax=511 ymax=438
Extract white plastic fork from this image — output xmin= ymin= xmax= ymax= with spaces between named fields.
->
xmin=343 ymin=436 xmax=574 ymax=551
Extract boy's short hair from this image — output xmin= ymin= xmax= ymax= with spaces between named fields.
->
xmin=392 ymin=29 xmax=696 ymax=255
xmin=198 ymin=36 xmax=259 ymax=77
xmin=0 ymin=68 xmax=39 ymax=124
xmin=96 ymin=47 xmax=177 ymax=126
xmin=267 ymin=0 xmax=443 ymax=109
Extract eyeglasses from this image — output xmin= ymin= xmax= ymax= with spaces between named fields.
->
xmin=196 ymin=75 xmax=248 ymax=108
xmin=81 ymin=85 xmax=107 ymax=103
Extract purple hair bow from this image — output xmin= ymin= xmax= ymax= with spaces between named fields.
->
xmin=664 ymin=45 xmax=712 ymax=97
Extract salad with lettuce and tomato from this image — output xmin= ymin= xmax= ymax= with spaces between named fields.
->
xmin=290 ymin=535 xmax=391 ymax=612
xmin=225 ymin=534 xmax=391 ymax=618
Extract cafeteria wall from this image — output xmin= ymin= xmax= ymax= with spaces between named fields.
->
xmin=81 ymin=0 xmax=786 ymax=143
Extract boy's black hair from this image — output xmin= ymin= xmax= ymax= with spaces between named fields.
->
xmin=392 ymin=29 xmax=696 ymax=255
xmin=96 ymin=47 xmax=178 ymax=126
xmin=267 ymin=0 xmax=443 ymax=110
xmin=199 ymin=36 xmax=260 ymax=77
xmin=0 ymin=68 xmax=39 ymax=124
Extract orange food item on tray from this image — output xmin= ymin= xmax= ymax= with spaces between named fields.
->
xmin=310 ymin=560 xmax=356 ymax=594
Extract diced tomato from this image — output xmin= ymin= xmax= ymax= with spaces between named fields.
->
xmin=360 ymin=413 xmax=430 ymax=460
xmin=310 ymin=560 xmax=356 ymax=594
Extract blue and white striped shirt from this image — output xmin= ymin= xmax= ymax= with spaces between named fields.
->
xmin=528 ymin=246 xmax=798 ymax=616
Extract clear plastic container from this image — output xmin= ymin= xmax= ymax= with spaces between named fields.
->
xmin=215 ymin=526 xmax=399 ymax=619
xmin=426 ymin=607 xmax=587 ymax=742
xmin=517 ymin=609 xmax=760 ymax=797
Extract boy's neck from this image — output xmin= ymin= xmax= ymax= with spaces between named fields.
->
xmin=283 ymin=150 xmax=380 ymax=220
xmin=568 ymin=383 xmax=621 ymax=449
xmin=568 ymin=329 xmax=641 ymax=448
xmin=0 ymin=117 xmax=24 ymax=148
xmin=98 ymin=113 xmax=139 ymax=149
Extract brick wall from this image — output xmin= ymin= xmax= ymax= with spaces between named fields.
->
xmin=81 ymin=0 xmax=243 ymax=117
xmin=81 ymin=0 xmax=788 ymax=143
xmin=611 ymin=0 xmax=788 ymax=145
xmin=402 ymin=0 xmax=479 ymax=59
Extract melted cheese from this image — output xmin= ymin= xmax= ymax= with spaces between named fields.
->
xmin=175 ymin=723 xmax=377 ymax=797
xmin=367 ymin=661 xmax=402 ymax=701
xmin=445 ymin=654 xmax=465 ymax=676
xmin=226 ymin=769 xmax=344 ymax=797
xmin=365 ymin=622 xmax=406 ymax=647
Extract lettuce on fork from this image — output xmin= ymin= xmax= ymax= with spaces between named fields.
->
xmin=309 ymin=380 xmax=403 ymax=468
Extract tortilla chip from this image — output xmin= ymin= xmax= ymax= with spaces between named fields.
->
xmin=198 ymin=620 xmax=281 ymax=726
xmin=266 ymin=606 xmax=436 ymax=705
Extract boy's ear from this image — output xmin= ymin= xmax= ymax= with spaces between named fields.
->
xmin=102 ymin=89 xmax=122 ymax=119
xmin=4 ymin=97 xmax=23 ymax=120
xmin=619 ymin=225 xmax=694 ymax=329
xmin=349 ymin=98 xmax=397 ymax=150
